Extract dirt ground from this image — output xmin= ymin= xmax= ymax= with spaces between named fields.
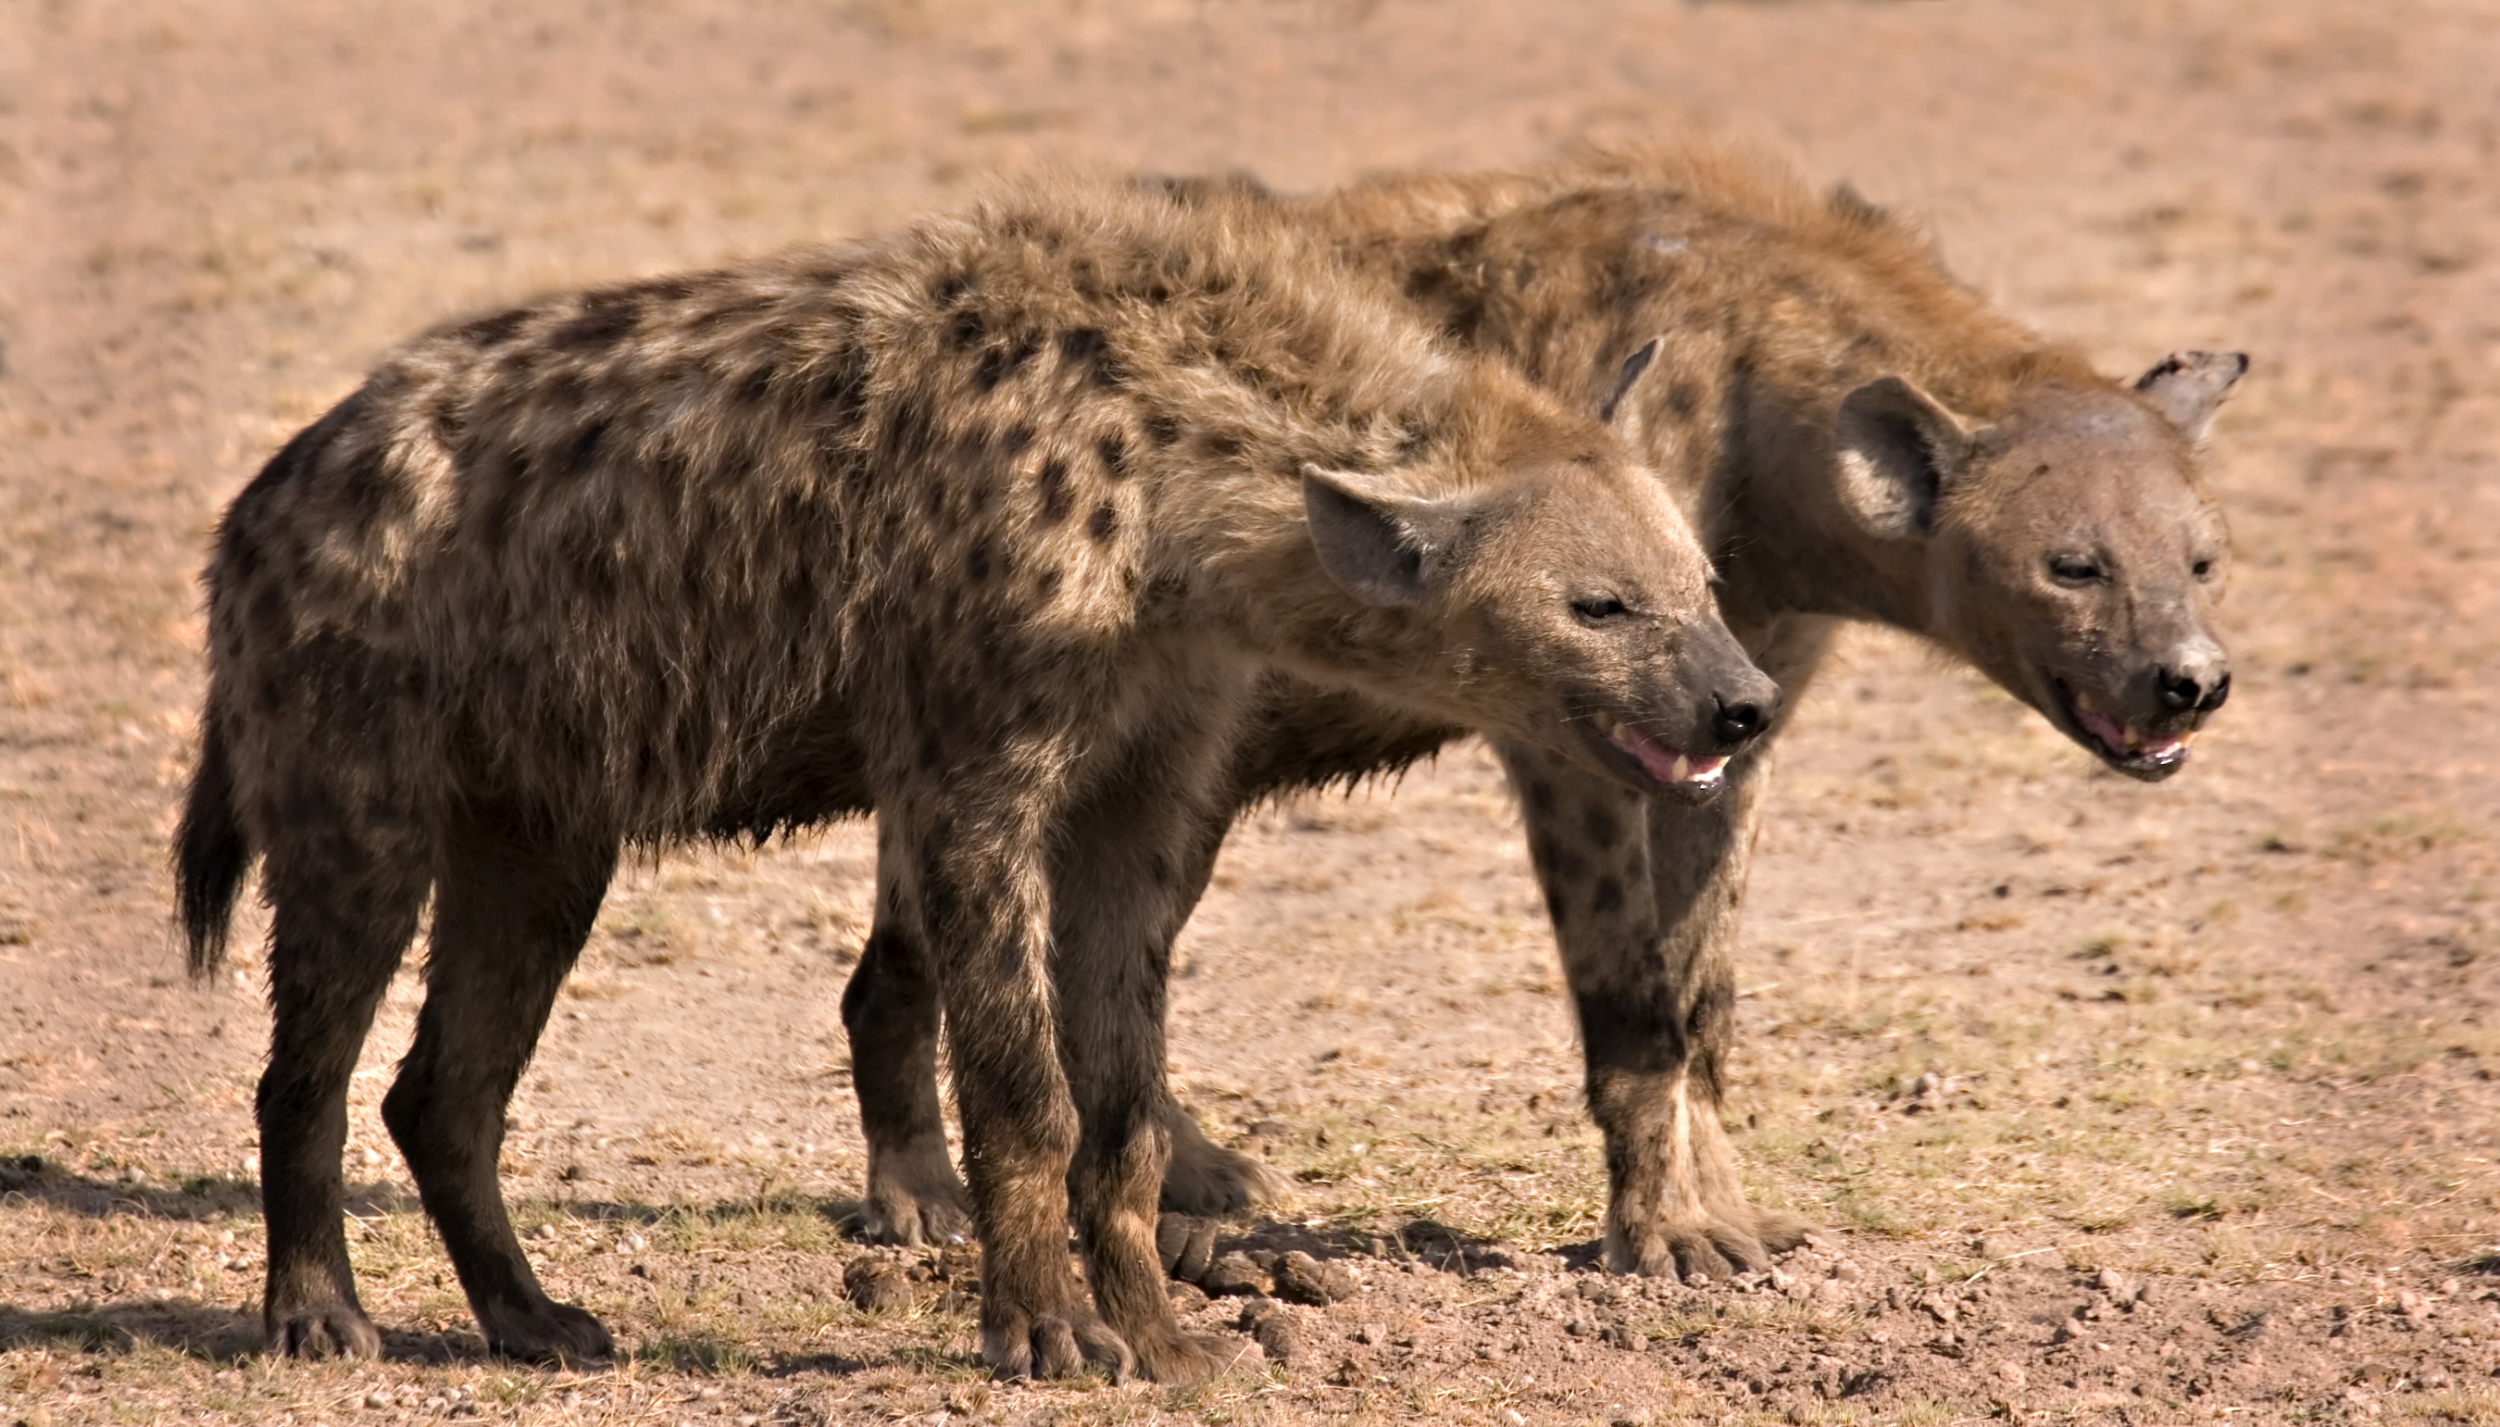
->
xmin=6 ymin=0 xmax=2500 ymax=1422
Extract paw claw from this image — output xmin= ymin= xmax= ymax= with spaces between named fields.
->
xmin=271 ymin=1303 xmax=382 ymax=1361
xmin=985 ymin=1309 xmax=1135 ymax=1382
xmin=480 ymin=1298 xmax=615 ymax=1364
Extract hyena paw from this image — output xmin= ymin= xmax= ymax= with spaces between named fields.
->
xmin=1127 ymin=1323 xmax=1261 ymax=1385
xmin=478 ymin=1296 xmax=615 ymax=1364
xmin=1605 ymin=1204 xmax=1813 ymax=1283
xmin=267 ymin=1298 xmax=383 ymax=1360
xmin=860 ymin=1154 xmax=974 ymax=1246
xmin=983 ymin=1307 xmax=1136 ymax=1382
xmin=1160 ymin=1138 xmax=1289 ymax=1217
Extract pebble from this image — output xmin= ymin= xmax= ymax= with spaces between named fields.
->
xmin=1200 ymin=1251 xmax=1273 ymax=1298
xmin=844 ymin=1259 xmax=919 ymax=1314
xmin=1273 ymin=1250 xmax=1356 ymax=1306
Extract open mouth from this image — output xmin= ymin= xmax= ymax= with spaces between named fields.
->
xmin=1588 ymin=712 xmax=1728 ymax=794
xmin=2051 ymin=678 xmax=2197 ymax=778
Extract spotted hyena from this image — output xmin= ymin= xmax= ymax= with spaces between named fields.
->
xmin=841 ymin=146 xmax=2246 ymax=1281
xmin=174 ymin=173 xmax=1778 ymax=1380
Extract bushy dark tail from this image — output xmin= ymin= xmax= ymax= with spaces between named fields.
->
xmin=174 ymin=715 xmax=251 ymax=977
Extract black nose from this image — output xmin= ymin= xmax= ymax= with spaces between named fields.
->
xmin=2158 ymin=666 xmax=2231 ymax=714
xmin=1713 ymin=693 xmax=1769 ymax=745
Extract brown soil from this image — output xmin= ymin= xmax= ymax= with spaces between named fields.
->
xmin=5 ymin=1 xmax=2500 ymax=1423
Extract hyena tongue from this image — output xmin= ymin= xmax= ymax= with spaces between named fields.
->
xmin=1608 ymin=722 xmax=1728 ymax=789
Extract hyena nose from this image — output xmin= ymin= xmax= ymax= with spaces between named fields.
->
xmin=2157 ymin=648 xmax=2230 ymax=715
xmin=1712 ymin=691 xmax=1774 ymax=746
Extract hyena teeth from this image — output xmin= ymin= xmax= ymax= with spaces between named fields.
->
xmin=1670 ymin=754 xmax=1692 ymax=782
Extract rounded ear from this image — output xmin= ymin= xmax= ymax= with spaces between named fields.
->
xmin=2134 ymin=350 xmax=2249 ymax=442
xmin=1300 ymin=466 xmax=1471 ymax=609
xmin=1833 ymin=375 xmax=1978 ymax=541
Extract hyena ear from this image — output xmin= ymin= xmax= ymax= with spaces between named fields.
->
xmin=2134 ymin=350 xmax=2249 ymax=443
xmin=1598 ymin=336 xmax=1668 ymax=440
xmin=1301 ymin=465 xmax=1473 ymax=608
xmin=1833 ymin=375 xmax=1979 ymax=542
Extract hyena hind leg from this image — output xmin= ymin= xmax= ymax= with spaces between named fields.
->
xmin=257 ymin=817 xmax=433 ymax=1359
xmin=379 ymin=805 xmax=619 ymax=1363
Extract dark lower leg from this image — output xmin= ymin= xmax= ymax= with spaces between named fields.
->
xmin=259 ymin=871 xmax=426 ymax=1358
xmin=842 ymin=846 xmax=970 ymax=1245
xmin=380 ymin=814 xmax=616 ymax=1361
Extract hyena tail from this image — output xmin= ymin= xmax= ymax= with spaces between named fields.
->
xmin=175 ymin=713 xmax=251 ymax=978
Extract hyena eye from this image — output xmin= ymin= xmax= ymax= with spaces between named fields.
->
xmin=1570 ymin=595 xmax=1633 ymax=624
xmin=2047 ymin=555 xmax=2104 ymax=586
xmin=2191 ymin=556 xmax=2216 ymax=581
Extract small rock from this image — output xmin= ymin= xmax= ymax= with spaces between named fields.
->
xmin=1166 ymin=1280 xmax=1209 ymax=1314
xmin=1564 ymin=1317 xmax=1593 ymax=1337
xmin=1353 ymin=1321 xmax=1388 ymax=1345
xmin=844 ymin=1259 xmax=919 ymax=1314
xmin=2395 ymin=1288 xmax=2430 ymax=1322
xmin=1274 ymin=1250 xmax=1356 ymax=1306
xmin=1200 ymin=1251 xmax=1274 ymax=1298
xmin=1829 ymin=1259 xmax=1861 ymax=1282
xmin=1994 ymin=1361 xmax=2026 ymax=1387
xmin=1239 ymin=1301 xmax=1300 ymax=1362
xmin=1499 ymin=1411 xmax=1528 ymax=1427
xmin=2094 ymin=1267 xmax=2138 ymax=1303
xmin=1603 ymin=1323 xmax=1643 ymax=1351
xmin=364 ymin=1392 xmax=390 ymax=1409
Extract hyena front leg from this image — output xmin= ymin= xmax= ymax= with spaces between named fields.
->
xmin=891 ymin=778 xmax=1132 ymax=1383
xmin=842 ymin=805 xmax=1283 ymax=1234
xmin=1496 ymin=738 xmax=1809 ymax=1282
xmin=380 ymin=802 xmax=618 ymax=1362
xmin=1050 ymin=708 xmax=1263 ymax=1383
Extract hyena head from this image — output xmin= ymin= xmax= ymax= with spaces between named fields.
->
xmin=1299 ymin=360 xmax=1779 ymax=804
xmin=1835 ymin=351 xmax=2246 ymax=782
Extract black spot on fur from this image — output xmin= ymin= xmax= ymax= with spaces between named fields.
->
xmin=1526 ymin=780 xmax=1557 ymax=816
xmin=1206 ymin=431 xmax=1241 ymax=458
xmin=967 ymin=543 xmax=992 ymax=582
xmin=1665 ymin=381 xmax=1701 ymax=421
xmin=1583 ymin=805 xmax=1623 ymax=850
xmin=1575 ymin=987 xmax=1686 ymax=1077
xmin=1003 ymin=425 xmax=1034 ymax=453
xmin=551 ymin=296 xmax=641 ymax=351
xmin=1086 ymin=503 xmax=1117 ymax=543
xmin=974 ymin=334 xmax=1039 ymax=391
xmin=736 ymin=364 xmax=776 ymax=405
xmin=1058 ymin=328 xmax=1106 ymax=366
xmin=1036 ymin=459 xmax=1072 ymax=524
xmin=564 ymin=419 xmax=609 ymax=477
xmin=1034 ymin=565 xmax=1061 ymax=600
xmin=931 ymin=270 xmax=977 ymax=305
xmin=1592 ymin=877 xmax=1625 ymax=916
xmin=949 ymin=309 xmax=986 ymax=351
xmin=455 ymin=308 xmax=531 ymax=348
xmin=1145 ymin=414 xmax=1181 ymax=447
xmin=1096 ymin=434 xmax=1128 ymax=479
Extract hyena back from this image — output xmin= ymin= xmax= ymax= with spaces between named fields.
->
xmin=177 ymin=173 xmax=1774 ymax=1379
